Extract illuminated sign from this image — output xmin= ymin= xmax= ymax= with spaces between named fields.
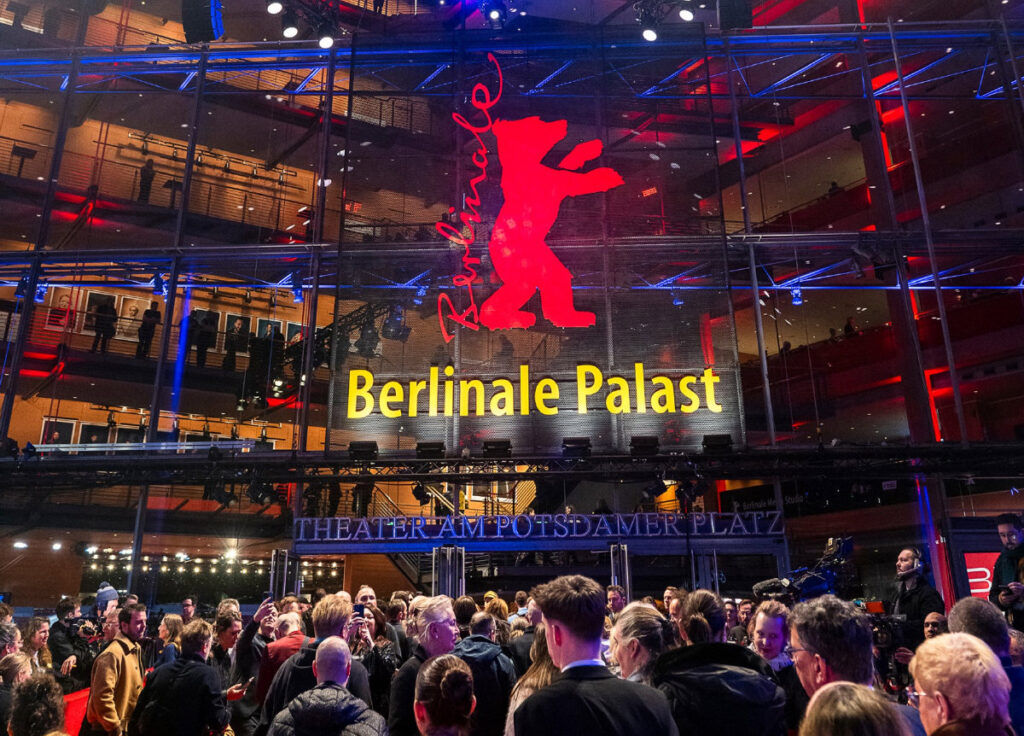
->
xmin=345 ymin=362 xmax=723 ymax=419
xmin=295 ymin=510 xmax=784 ymax=544
xmin=964 ymin=551 xmax=999 ymax=598
xmin=436 ymin=53 xmax=624 ymax=341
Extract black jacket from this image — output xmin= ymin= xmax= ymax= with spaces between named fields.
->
xmin=891 ymin=578 xmax=945 ymax=650
xmin=231 ymin=618 xmax=273 ymax=731
xmin=390 ymin=622 xmax=409 ymax=662
xmin=506 ymin=628 xmax=534 ymax=678
xmin=128 ymin=652 xmax=231 ymax=736
xmin=453 ymin=635 xmax=517 ymax=736
xmin=652 ymin=643 xmax=786 ymax=736
xmin=514 ymin=664 xmax=676 ymax=736
xmin=255 ymin=639 xmax=372 ymax=736
xmin=268 ymin=682 xmax=387 ymax=736
xmin=387 ymin=644 xmax=428 ymax=736
xmin=49 ymin=619 xmax=95 ymax=693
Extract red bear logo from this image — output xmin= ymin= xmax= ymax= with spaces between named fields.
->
xmin=479 ymin=117 xmax=624 ymax=330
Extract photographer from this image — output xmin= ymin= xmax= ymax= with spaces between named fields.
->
xmin=990 ymin=513 xmax=1024 ymax=631
xmin=49 ymin=596 xmax=98 ymax=693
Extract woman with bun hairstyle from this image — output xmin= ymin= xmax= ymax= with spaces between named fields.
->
xmin=610 ymin=603 xmax=678 ymax=684
xmin=414 ymin=654 xmax=475 ymax=736
xmin=652 ymin=589 xmax=787 ymax=736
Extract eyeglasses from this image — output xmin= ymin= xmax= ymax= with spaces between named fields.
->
xmin=783 ymin=645 xmax=811 ymax=658
xmin=906 ymin=689 xmax=927 ymax=708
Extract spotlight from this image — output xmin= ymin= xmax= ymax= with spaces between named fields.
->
xmin=642 ymin=27 xmax=658 ymax=41
xmin=152 ymin=273 xmax=165 ymax=296
xmin=671 ymin=290 xmax=685 ymax=307
xmin=413 ymin=286 xmax=427 ymax=305
xmin=33 ymin=282 xmax=48 ymax=304
xmin=630 ymin=435 xmax=659 ymax=458
xmin=247 ymin=478 xmax=275 ymax=504
xmin=679 ymin=8 xmax=694 ymax=21
xmin=317 ymin=22 xmax=334 ymax=48
xmin=355 ymin=320 xmax=379 ymax=358
xmin=381 ymin=305 xmax=411 ymax=342
xmin=281 ymin=10 xmax=299 ymax=38
xmin=561 ymin=437 xmax=591 ymax=459
xmin=482 ymin=439 xmax=512 ymax=458
xmin=416 ymin=441 xmax=445 ymax=459
xmin=791 ymin=287 xmax=803 ymax=306
xmin=266 ymin=0 xmax=282 ymax=13
xmin=412 ymin=482 xmax=431 ymax=505
xmin=290 ymin=273 xmax=304 ymax=303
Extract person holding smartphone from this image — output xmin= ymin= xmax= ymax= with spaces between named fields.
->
xmin=991 ymin=514 xmax=1024 ymax=632
xmin=349 ymin=604 xmax=400 ymax=717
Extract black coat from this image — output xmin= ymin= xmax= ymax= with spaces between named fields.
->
xmin=513 ymin=664 xmax=677 ymax=736
xmin=127 ymin=652 xmax=231 ymax=736
xmin=506 ymin=628 xmax=534 ymax=677
xmin=891 ymin=578 xmax=945 ymax=650
xmin=387 ymin=644 xmax=428 ymax=736
xmin=453 ymin=635 xmax=517 ymax=736
xmin=268 ymin=683 xmax=387 ymax=736
xmin=652 ymin=643 xmax=786 ymax=736
xmin=231 ymin=618 xmax=272 ymax=731
xmin=255 ymin=639 xmax=372 ymax=736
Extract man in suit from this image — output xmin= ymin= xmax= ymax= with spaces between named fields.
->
xmin=513 ymin=575 xmax=677 ymax=736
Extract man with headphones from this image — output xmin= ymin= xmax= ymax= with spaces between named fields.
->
xmin=891 ymin=546 xmax=945 ymax=653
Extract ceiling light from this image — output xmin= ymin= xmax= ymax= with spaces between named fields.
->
xmin=13 ymin=541 xmax=27 ymax=549
xmin=282 ymin=10 xmax=299 ymax=38
xmin=318 ymin=22 xmax=334 ymax=48
xmin=642 ymin=27 xmax=657 ymax=41
xmin=266 ymin=0 xmax=282 ymax=13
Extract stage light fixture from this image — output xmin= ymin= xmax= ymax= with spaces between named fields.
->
xmin=562 ymin=437 xmax=591 ymax=459
xmin=33 ymin=282 xmax=48 ymax=304
xmin=671 ymin=290 xmax=685 ymax=306
xmin=679 ymin=7 xmax=695 ymax=21
xmin=281 ymin=10 xmax=299 ymax=38
xmin=791 ymin=287 xmax=803 ymax=306
xmin=630 ymin=435 xmax=659 ymax=457
xmin=14 ymin=274 xmax=29 ymax=299
xmin=266 ymin=0 xmax=283 ymax=13
xmin=349 ymin=441 xmax=378 ymax=462
xmin=413 ymin=286 xmax=427 ymax=305
xmin=412 ymin=482 xmax=431 ymax=505
xmin=702 ymin=433 xmax=733 ymax=454
xmin=317 ymin=22 xmax=334 ymax=48
xmin=290 ymin=273 xmax=304 ymax=303
xmin=416 ymin=441 xmax=445 ymax=459
xmin=152 ymin=273 xmax=166 ymax=296
xmin=355 ymin=320 xmax=380 ymax=358
xmin=482 ymin=439 xmax=512 ymax=458
xmin=381 ymin=305 xmax=411 ymax=342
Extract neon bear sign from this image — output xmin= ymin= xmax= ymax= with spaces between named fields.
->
xmin=436 ymin=53 xmax=624 ymax=342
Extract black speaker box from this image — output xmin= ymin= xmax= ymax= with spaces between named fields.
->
xmin=719 ymin=0 xmax=752 ymax=29
xmin=181 ymin=0 xmax=223 ymax=44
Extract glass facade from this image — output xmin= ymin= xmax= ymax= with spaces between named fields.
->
xmin=0 ymin=0 xmax=1022 ymax=605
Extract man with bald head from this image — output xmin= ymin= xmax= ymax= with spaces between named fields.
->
xmin=268 ymin=637 xmax=386 ymax=736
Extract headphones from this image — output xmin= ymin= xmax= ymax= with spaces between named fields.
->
xmin=897 ymin=547 xmax=924 ymax=579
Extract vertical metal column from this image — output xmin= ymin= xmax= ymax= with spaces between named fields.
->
xmin=325 ymin=38 xmax=358 ymax=452
xmin=888 ymin=19 xmax=969 ymax=445
xmin=432 ymin=545 xmax=465 ymax=598
xmin=270 ymin=549 xmax=303 ymax=598
xmin=726 ymin=44 xmax=776 ymax=446
xmin=0 ymin=257 xmax=41 ymax=442
xmin=609 ymin=543 xmax=631 ymax=601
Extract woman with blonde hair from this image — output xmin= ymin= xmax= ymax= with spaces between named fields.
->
xmin=154 ymin=613 xmax=184 ymax=667
xmin=610 ymin=603 xmax=678 ymax=684
xmin=909 ymin=632 xmax=1012 ymax=735
xmin=798 ymin=682 xmax=909 ymax=736
xmin=484 ymin=599 xmax=511 ymax=645
xmin=503 ymin=623 xmax=558 ymax=736
xmin=0 ymin=652 xmax=33 ymax=727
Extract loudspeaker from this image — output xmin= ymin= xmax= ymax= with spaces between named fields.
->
xmin=181 ymin=0 xmax=224 ymax=44
xmin=718 ymin=0 xmax=752 ymax=29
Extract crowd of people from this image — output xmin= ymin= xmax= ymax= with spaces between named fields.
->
xmin=0 ymin=512 xmax=1022 ymax=736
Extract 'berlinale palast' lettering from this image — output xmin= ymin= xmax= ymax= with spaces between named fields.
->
xmin=296 ymin=511 xmax=784 ymax=543
xmin=345 ymin=362 xmax=722 ymax=419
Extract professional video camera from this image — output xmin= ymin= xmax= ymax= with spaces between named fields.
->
xmin=68 ymin=615 xmax=99 ymax=639
xmin=753 ymin=536 xmax=855 ymax=605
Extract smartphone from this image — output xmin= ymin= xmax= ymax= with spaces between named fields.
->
xmin=244 ymin=676 xmax=256 ymax=691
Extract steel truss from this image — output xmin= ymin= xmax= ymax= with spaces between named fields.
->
xmin=3 ymin=443 xmax=1024 ymax=491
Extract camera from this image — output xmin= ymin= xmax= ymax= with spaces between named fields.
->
xmin=69 ymin=616 xmax=98 ymax=638
xmin=753 ymin=536 xmax=855 ymax=605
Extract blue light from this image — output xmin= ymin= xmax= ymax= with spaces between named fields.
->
xmin=413 ymin=286 xmax=427 ymax=305
xmin=34 ymin=282 xmax=49 ymax=304
xmin=290 ymin=272 xmax=303 ymax=303
xmin=791 ymin=288 xmax=803 ymax=306
xmin=152 ymin=273 xmax=165 ymax=296
xmin=671 ymin=290 xmax=685 ymax=306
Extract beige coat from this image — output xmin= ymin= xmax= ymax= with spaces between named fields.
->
xmin=85 ymin=633 xmax=144 ymax=736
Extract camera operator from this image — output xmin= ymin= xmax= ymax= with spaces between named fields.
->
xmin=49 ymin=596 xmax=99 ymax=693
xmin=891 ymin=547 xmax=944 ymax=652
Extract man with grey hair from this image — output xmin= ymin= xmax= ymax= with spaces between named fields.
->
xmin=789 ymin=594 xmax=924 ymax=736
xmin=256 ymin=612 xmax=307 ymax=705
xmin=268 ymin=636 xmax=385 ymax=736
xmin=947 ymin=596 xmax=1024 ymax=736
